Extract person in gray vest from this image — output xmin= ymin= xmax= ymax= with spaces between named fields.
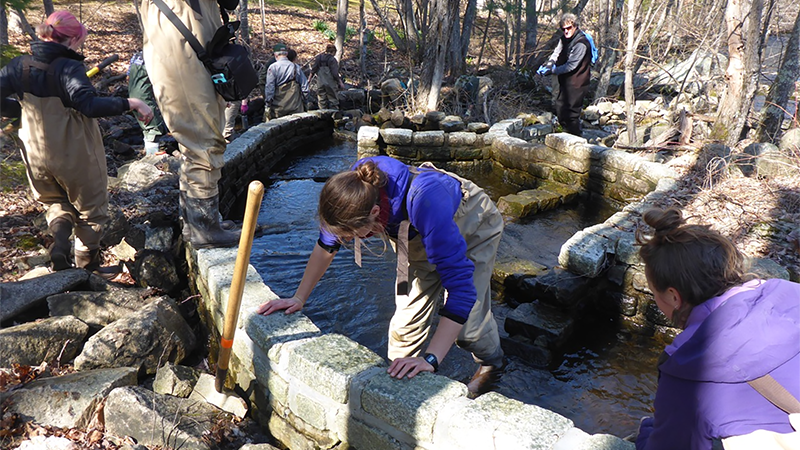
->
xmin=310 ymin=44 xmax=345 ymax=109
xmin=264 ymin=43 xmax=308 ymax=119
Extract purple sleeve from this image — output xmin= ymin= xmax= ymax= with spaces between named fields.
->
xmin=639 ymin=374 xmax=712 ymax=450
xmin=408 ymin=175 xmax=475 ymax=323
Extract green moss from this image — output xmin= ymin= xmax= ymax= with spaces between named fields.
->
xmin=16 ymin=234 xmax=40 ymax=250
xmin=1 ymin=160 xmax=28 ymax=192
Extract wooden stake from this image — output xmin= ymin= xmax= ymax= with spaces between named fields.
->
xmin=215 ymin=180 xmax=264 ymax=393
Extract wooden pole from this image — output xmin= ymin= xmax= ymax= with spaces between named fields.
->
xmin=215 ymin=180 xmax=264 ymax=393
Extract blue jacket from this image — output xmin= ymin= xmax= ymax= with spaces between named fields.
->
xmin=637 ymin=278 xmax=800 ymax=450
xmin=319 ymin=156 xmax=476 ymax=323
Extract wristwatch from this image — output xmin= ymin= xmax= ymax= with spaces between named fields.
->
xmin=423 ymin=353 xmax=439 ymax=372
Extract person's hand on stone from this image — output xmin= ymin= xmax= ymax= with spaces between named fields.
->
xmin=387 ymin=356 xmax=434 ymax=379
xmin=256 ymin=296 xmax=304 ymax=315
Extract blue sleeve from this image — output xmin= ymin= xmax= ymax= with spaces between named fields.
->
xmin=408 ymin=175 xmax=476 ymax=324
xmin=318 ymin=227 xmax=341 ymax=253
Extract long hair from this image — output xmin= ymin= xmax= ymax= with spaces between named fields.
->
xmin=318 ymin=160 xmax=385 ymax=239
xmin=636 ymin=208 xmax=745 ymax=325
xmin=36 ymin=11 xmax=88 ymax=45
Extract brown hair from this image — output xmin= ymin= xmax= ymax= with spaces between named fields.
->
xmin=319 ymin=160 xmax=385 ymax=239
xmin=637 ymin=208 xmax=745 ymax=317
xmin=325 ymin=44 xmax=337 ymax=54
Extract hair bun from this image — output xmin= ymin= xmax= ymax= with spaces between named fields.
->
xmin=643 ymin=207 xmax=685 ymax=234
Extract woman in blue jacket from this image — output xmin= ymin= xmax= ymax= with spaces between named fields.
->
xmin=257 ymin=156 xmax=505 ymax=396
xmin=635 ymin=208 xmax=799 ymax=450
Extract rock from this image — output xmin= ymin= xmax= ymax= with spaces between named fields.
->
xmin=118 ymin=157 xmax=180 ymax=192
xmin=755 ymin=146 xmax=799 ymax=179
xmin=189 ymin=373 xmax=248 ymax=418
xmin=779 ymin=128 xmax=800 ymax=153
xmin=0 ymin=367 xmax=138 ymax=429
xmin=467 ymin=122 xmax=490 ymax=133
xmin=412 ymin=130 xmax=445 ymax=146
xmin=520 ymin=267 xmax=593 ymax=309
xmin=390 ymin=109 xmax=405 ymax=127
xmin=380 ymin=128 xmax=413 ymax=145
xmin=745 ymin=257 xmax=790 ymax=280
xmin=0 ymin=269 xmax=89 ymax=322
xmin=439 ymin=115 xmax=466 ymax=132
xmin=0 ymin=316 xmax=89 ymax=366
xmin=739 ymin=142 xmax=777 ymax=176
xmin=47 ymin=289 xmax=154 ymax=330
xmin=380 ymin=79 xmax=405 ymax=105
xmin=424 ymin=110 xmax=446 ymax=124
xmin=132 ymin=249 xmax=180 ymax=292
xmin=153 ymin=363 xmax=200 ymax=397
xmin=144 ymin=226 xmax=174 ymax=252
xmin=14 ymin=436 xmax=78 ymax=450
xmin=74 ymin=296 xmax=196 ymax=374
xmin=239 ymin=444 xmax=281 ymax=450
xmin=105 ymin=386 xmax=225 ymax=450
xmin=504 ymin=302 xmax=575 ymax=349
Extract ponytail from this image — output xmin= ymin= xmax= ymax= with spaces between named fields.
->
xmin=319 ymin=160 xmax=385 ymax=238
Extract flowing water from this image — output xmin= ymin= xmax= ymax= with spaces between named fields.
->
xmin=249 ymin=139 xmax=662 ymax=437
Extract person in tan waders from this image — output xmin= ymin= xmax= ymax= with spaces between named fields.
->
xmin=0 ymin=11 xmax=153 ymax=276
xmin=264 ymin=43 xmax=308 ymax=120
xmin=139 ymin=0 xmax=241 ymax=248
xmin=310 ymin=44 xmax=345 ymax=110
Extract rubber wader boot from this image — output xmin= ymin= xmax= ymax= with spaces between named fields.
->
xmin=180 ymin=191 xmax=239 ymax=243
xmin=75 ymin=249 xmax=121 ymax=280
xmin=182 ymin=194 xmax=240 ymax=248
xmin=48 ymin=217 xmax=73 ymax=271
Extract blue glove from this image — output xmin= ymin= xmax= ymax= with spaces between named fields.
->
xmin=536 ymin=65 xmax=548 ymax=75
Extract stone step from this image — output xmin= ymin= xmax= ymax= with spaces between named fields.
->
xmin=497 ymin=181 xmax=581 ymax=219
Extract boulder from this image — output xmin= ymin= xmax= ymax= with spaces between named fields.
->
xmin=47 ymin=288 xmax=154 ymax=330
xmin=74 ymin=296 xmax=196 ymax=374
xmin=105 ymin=386 xmax=224 ymax=450
xmin=0 ymin=316 xmax=89 ymax=366
xmin=0 ymin=269 xmax=88 ymax=321
xmin=132 ymin=249 xmax=181 ymax=292
xmin=0 ymin=367 xmax=137 ymax=429
xmin=153 ymin=363 xmax=201 ymax=397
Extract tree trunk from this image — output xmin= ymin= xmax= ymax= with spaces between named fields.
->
xmin=417 ymin=0 xmax=458 ymax=111
xmin=368 ymin=0 xmax=408 ymax=53
xmin=13 ymin=8 xmax=37 ymax=41
xmin=335 ymin=0 xmax=348 ymax=61
xmin=476 ymin=5 xmax=493 ymax=71
xmin=448 ymin=9 xmax=464 ymax=76
xmin=400 ymin=0 xmax=419 ymax=59
xmin=460 ymin=0 xmax=478 ymax=61
xmin=43 ymin=0 xmax=54 ymax=17
xmin=0 ymin=6 xmax=7 ymax=47
xmin=594 ymin=0 xmax=623 ymax=100
xmin=237 ymin=0 xmax=249 ymax=45
xmin=624 ymin=0 xmax=638 ymax=144
xmin=713 ymin=0 xmax=746 ymax=143
xmin=360 ymin=0 xmax=367 ymax=82
xmin=523 ymin=0 xmax=537 ymax=67
xmin=756 ymin=6 xmax=800 ymax=143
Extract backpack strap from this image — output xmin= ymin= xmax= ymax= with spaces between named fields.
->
xmin=749 ymin=374 xmax=800 ymax=414
xmin=395 ymin=167 xmax=419 ymax=296
xmin=20 ymin=56 xmax=63 ymax=99
xmin=152 ymin=0 xmax=210 ymax=63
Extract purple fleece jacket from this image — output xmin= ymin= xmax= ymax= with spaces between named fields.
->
xmin=637 ymin=278 xmax=800 ymax=450
xmin=319 ymin=156 xmax=476 ymax=323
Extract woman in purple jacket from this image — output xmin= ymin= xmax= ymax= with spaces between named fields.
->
xmin=257 ymin=156 xmax=505 ymax=397
xmin=635 ymin=208 xmax=800 ymax=450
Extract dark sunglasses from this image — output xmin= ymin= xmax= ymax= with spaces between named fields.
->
xmin=562 ymin=25 xmax=574 ymax=31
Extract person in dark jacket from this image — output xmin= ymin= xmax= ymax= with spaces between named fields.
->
xmin=140 ymin=0 xmax=241 ymax=248
xmin=310 ymin=44 xmax=345 ymax=109
xmin=264 ymin=43 xmax=308 ymax=119
xmin=0 ymin=11 xmax=152 ymax=274
xmin=537 ymin=13 xmax=592 ymax=136
xmin=634 ymin=207 xmax=800 ymax=450
xmin=256 ymin=156 xmax=506 ymax=398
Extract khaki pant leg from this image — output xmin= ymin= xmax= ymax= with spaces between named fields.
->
xmin=388 ymin=235 xmax=443 ymax=361
xmin=141 ymin=0 xmax=227 ymax=199
xmin=452 ymin=179 xmax=504 ymax=366
xmin=223 ymin=101 xmax=241 ymax=140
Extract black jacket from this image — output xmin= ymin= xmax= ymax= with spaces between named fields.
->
xmin=0 ymin=41 xmax=128 ymax=119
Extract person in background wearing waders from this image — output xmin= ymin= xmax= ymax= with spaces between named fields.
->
xmin=537 ymin=13 xmax=592 ymax=136
xmin=0 ymin=11 xmax=153 ymax=277
xmin=140 ymin=0 xmax=241 ymax=248
xmin=310 ymin=44 xmax=345 ymax=110
xmin=264 ymin=43 xmax=308 ymax=120
xmin=256 ymin=156 xmax=507 ymax=398
xmin=633 ymin=207 xmax=799 ymax=450
xmin=128 ymin=50 xmax=168 ymax=154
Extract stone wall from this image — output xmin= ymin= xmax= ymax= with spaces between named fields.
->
xmin=188 ymin=113 xmax=634 ymax=450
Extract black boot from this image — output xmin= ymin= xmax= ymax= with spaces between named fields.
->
xmin=48 ymin=217 xmax=73 ymax=271
xmin=182 ymin=194 xmax=240 ymax=248
xmin=75 ymin=249 xmax=120 ymax=280
xmin=180 ymin=191 xmax=239 ymax=243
